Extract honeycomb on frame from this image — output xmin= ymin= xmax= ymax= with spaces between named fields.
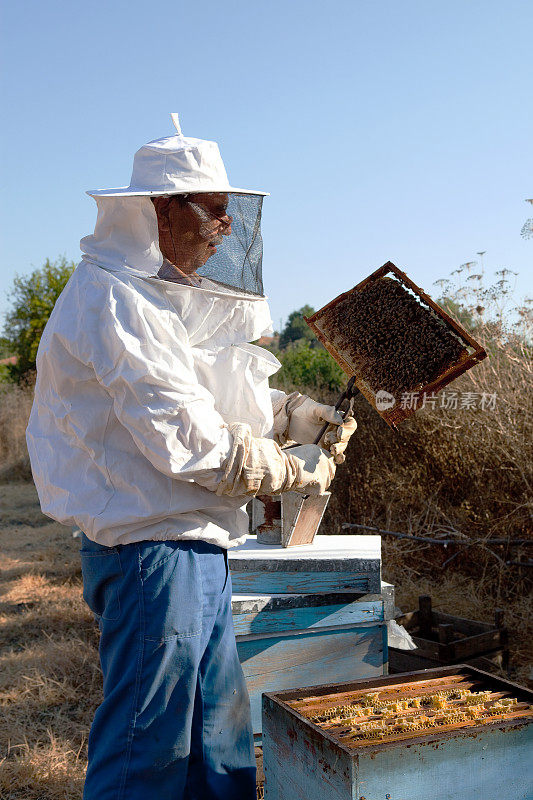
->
xmin=291 ymin=685 xmax=533 ymax=745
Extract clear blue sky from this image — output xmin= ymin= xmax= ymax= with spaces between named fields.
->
xmin=1 ymin=0 xmax=531 ymax=331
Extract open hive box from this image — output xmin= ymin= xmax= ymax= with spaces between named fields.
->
xmin=262 ymin=666 xmax=533 ymax=799
xmin=305 ymin=262 xmax=487 ymax=427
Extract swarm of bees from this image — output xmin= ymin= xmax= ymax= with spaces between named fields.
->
xmin=318 ymin=276 xmax=467 ymax=399
xmin=308 ymin=688 xmax=530 ymax=743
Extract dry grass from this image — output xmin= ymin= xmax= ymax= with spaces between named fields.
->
xmin=309 ymin=321 xmax=531 ymax=571
xmin=274 ymin=319 xmax=532 ymax=681
xmin=0 ymin=383 xmax=34 ymax=483
xmin=0 ymin=483 xmax=98 ymax=799
xmin=318 ymin=321 xmax=532 ymax=545
xmin=0 ymin=485 xmax=530 ymax=800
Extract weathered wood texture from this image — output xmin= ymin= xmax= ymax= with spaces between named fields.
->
xmin=263 ymin=705 xmax=532 ymax=800
xmin=229 ymin=537 xmax=386 ymax=737
xmin=232 ymin=599 xmax=383 ymax=637
xmin=229 ymin=535 xmax=382 ymax=594
xmin=232 ymin=583 xmax=394 ymax=628
xmin=391 ymin=594 xmax=510 ymax=671
xmin=231 ymin=589 xmax=390 ymax=616
xmin=239 ymin=625 xmax=385 ymax=735
xmin=262 ymin=666 xmax=533 ymax=800
xmin=232 ymin=586 xmax=394 ymax=734
xmin=264 ymin=701 xmax=352 ymax=800
xmin=231 ymin=570 xmax=374 ymax=594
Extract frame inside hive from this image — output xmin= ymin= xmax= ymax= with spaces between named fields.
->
xmin=305 ymin=262 xmax=487 ymax=427
xmin=276 ymin=665 xmax=533 ymax=751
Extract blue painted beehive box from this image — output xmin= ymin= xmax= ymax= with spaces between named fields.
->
xmin=229 ymin=535 xmax=382 ymax=595
xmin=232 ymin=584 xmax=393 ymax=735
xmin=262 ymin=666 xmax=533 ymax=800
xmin=229 ymin=533 xmax=390 ymax=737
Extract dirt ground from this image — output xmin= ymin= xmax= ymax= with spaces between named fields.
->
xmin=0 ymin=482 xmax=530 ymax=798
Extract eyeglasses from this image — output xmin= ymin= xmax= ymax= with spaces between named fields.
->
xmin=186 ymin=200 xmax=233 ymax=229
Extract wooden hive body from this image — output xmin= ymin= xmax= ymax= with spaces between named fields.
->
xmin=229 ymin=535 xmax=391 ymax=738
xmin=262 ymin=666 xmax=533 ymax=799
xmin=228 ymin=535 xmax=382 ymax=595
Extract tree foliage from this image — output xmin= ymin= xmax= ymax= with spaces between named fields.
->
xmin=275 ymin=342 xmax=345 ymax=391
xmin=279 ymin=305 xmax=318 ymax=349
xmin=0 ymin=337 xmax=11 ymax=359
xmin=2 ymin=258 xmax=75 ymax=383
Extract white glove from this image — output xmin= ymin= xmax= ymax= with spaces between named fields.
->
xmin=322 ymin=414 xmax=358 ymax=464
xmin=285 ymin=394 xmax=343 ymax=445
xmin=271 ymin=389 xmax=293 ymax=444
xmin=215 ymin=423 xmax=336 ymax=497
xmin=287 ymin=444 xmax=337 ymax=495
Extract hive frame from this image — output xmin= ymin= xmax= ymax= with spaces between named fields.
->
xmin=273 ymin=665 xmax=533 ymax=750
xmin=305 ymin=261 xmax=487 ymax=427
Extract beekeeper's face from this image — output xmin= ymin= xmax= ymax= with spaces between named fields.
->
xmin=152 ymin=193 xmax=232 ymax=273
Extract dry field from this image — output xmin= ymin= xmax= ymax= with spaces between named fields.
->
xmin=0 ymin=306 xmax=531 ymax=796
xmin=1 ymin=482 xmax=531 ymax=798
xmin=0 ymin=483 xmax=98 ymax=798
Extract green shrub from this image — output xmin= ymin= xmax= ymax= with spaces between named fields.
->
xmin=273 ymin=342 xmax=345 ymax=391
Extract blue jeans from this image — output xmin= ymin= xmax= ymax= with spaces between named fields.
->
xmin=80 ymin=534 xmax=256 ymax=800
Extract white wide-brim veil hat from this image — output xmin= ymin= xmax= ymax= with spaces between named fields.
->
xmin=87 ymin=113 xmax=268 ymax=198
xmin=82 ymin=114 xmax=268 ymax=295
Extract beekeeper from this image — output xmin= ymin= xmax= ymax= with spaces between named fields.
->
xmin=26 ymin=114 xmax=357 ymax=800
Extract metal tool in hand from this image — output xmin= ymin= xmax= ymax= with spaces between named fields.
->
xmin=313 ymin=375 xmax=359 ymax=446
xmin=283 ymin=376 xmax=358 ymax=505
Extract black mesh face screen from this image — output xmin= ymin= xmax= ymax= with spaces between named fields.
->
xmin=196 ymin=193 xmax=264 ymax=296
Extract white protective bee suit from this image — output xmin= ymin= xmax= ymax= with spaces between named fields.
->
xmin=25 ymin=116 xmax=361 ymax=800
xmin=26 ymin=115 xmax=343 ymax=549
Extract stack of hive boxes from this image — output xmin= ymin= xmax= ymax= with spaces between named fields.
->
xmin=228 ymin=534 xmax=393 ymax=737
